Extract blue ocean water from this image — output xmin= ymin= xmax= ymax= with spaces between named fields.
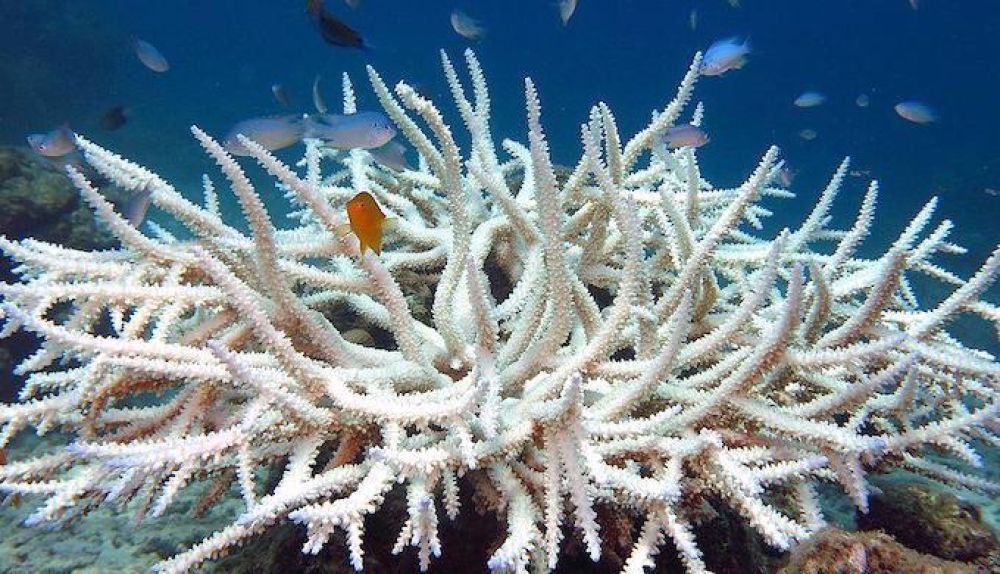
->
xmin=1 ymin=3 xmax=997 ymax=336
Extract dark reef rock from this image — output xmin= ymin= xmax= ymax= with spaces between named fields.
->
xmin=780 ymin=528 xmax=978 ymax=574
xmin=0 ymin=146 xmax=126 ymax=252
xmin=212 ymin=478 xmax=502 ymax=574
xmin=857 ymin=481 xmax=998 ymax=566
xmin=689 ymin=501 xmax=784 ymax=574
xmin=0 ymin=146 xmax=130 ymax=398
xmin=0 ymin=148 xmax=78 ymax=238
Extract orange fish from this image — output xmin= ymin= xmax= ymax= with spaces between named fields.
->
xmin=345 ymin=191 xmax=387 ymax=255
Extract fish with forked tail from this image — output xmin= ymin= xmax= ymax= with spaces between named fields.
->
xmin=223 ymin=115 xmax=307 ymax=156
xmin=99 ymin=106 xmax=129 ymax=131
xmin=305 ymin=111 xmax=396 ymax=150
xmin=700 ymin=37 xmax=750 ymax=76
xmin=26 ymin=125 xmax=76 ymax=157
xmin=306 ymin=0 xmax=368 ymax=49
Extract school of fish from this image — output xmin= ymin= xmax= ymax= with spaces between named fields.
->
xmin=22 ymin=0 xmax=946 ymax=259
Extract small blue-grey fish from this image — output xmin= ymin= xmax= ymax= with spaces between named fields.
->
xmin=558 ymin=0 xmax=577 ymax=25
xmin=305 ymin=111 xmax=396 ymax=150
xmin=451 ymin=10 xmax=485 ymax=41
xmin=306 ymin=0 xmax=368 ymax=49
xmin=272 ymin=84 xmax=291 ymax=107
xmin=894 ymin=101 xmax=936 ymax=124
xmin=778 ymin=166 xmax=796 ymax=188
xmin=223 ymin=115 xmax=306 ymax=156
xmin=794 ymin=91 xmax=825 ymax=108
xmin=312 ymin=75 xmax=328 ymax=114
xmin=132 ymin=38 xmax=169 ymax=73
xmin=26 ymin=126 xmax=76 ymax=157
xmin=370 ymin=140 xmax=413 ymax=172
xmin=99 ymin=105 xmax=129 ymax=131
xmin=125 ymin=185 xmax=153 ymax=228
xmin=663 ymin=124 xmax=709 ymax=149
xmin=700 ymin=37 xmax=750 ymax=76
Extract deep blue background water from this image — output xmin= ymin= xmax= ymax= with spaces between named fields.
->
xmin=1 ymin=0 xmax=998 ymax=347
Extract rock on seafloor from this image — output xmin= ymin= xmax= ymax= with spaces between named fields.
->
xmin=0 ymin=146 xmax=127 ymax=251
xmin=857 ymin=481 xmax=999 ymax=567
xmin=780 ymin=528 xmax=980 ymax=574
xmin=0 ymin=435 xmax=242 ymax=574
xmin=0 ymin=146 xmax=129 ymax=401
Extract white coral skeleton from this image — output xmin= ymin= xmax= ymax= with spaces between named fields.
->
xmin=0 ymin=50 xmax=998 ymax=574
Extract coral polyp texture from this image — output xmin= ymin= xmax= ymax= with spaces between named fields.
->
xmin=1 ymin=50 xmax=998 ymax=574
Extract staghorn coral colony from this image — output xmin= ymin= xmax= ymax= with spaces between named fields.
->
xmin=0 ymin=50 xmax=998 ymax=573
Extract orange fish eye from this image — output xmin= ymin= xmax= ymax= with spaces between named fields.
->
xmin=347 ymin=191 xmax=385 ymax=220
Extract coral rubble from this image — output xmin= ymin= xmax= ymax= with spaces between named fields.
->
xmin=0 ymin=51 xmax=998 ymax=573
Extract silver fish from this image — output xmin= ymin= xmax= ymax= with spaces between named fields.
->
xmin=370 ymin=140 xmax=413 ymax=172
xmin=793 ymin=91 xmax=825 ymax=108
xmin=272 ymin=84 xmax=290 ymax=107
xmin=223 ymin=115 xmax=306 ymax=156
xmin=305 ymin=111 xmax=396 ymax=150
xmin=26 ymin=126 xmax=76 ymax=157
xmin=895 ymin=101 xmax=936 ymax=124
xmin=451 ymin=10 xmax=485 ymax=41
xmin=700 ymin=37 xmax=750 ymax=76
xmin=663 ymin=124 xmax=709 ymax=148
xmin=558 ymin=0 xmax=577 ymax=25
xmin=125 ymin=185 xmax=153 ymax=228
xmin=778 ymin=167 xmax=795 ymax=188
xmin=132 ymin=38 xmax=169 ymax=73
xmin=313 ymin=75 xmax=328 ymax=114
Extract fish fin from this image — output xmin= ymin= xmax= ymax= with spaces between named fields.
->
xmin=124 ymin=186 xmax=154 ymax=228
xmin=732 ymin=56 xmax=749 ymax=69
xmin=312 ymin=75 xmax=328 ymax=114
xmin=382 ymin=216 xmax=398 ymax=233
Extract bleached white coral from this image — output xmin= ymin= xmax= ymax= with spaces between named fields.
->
xmin=1 ymin=49 xmax=998 ymax=573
